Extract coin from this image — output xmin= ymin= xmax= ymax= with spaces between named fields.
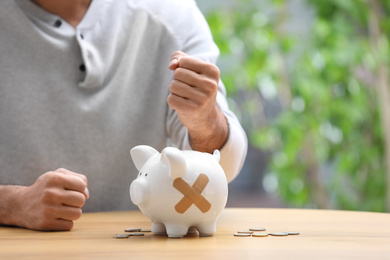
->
xmin=269 ymin=232 xmax=289 ymax=236
xmin=234 ymin=233 xmax=251 ymax=237
xmin=252 ymin=232 xmax=269 ymax=237
xmin=129 ymin=232 xmax=145 ymax=236
xmin=124 ymin=228 xmax=142 ymax=232
xmin=140 ymin=229 xmax=152 ymax=232
xmin=113 ymin=234 xmax=130 ymax=239
xmin=237 ymin=230 xmax=254 ymax=234
xmin=249 ymin=228 xmax=266 ymax=232
xmin=287 ymin=231 xmax=300 ymax=235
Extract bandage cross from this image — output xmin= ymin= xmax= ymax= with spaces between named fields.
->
xmin=173 ymin=173 xmax=211 ymax=214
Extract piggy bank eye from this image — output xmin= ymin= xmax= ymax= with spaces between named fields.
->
xmin=138 ymin=172 xmax=142 ymax=176
xmin=145 ymin=173 xmax=148 ymax=177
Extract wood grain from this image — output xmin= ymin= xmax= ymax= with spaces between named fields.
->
xmin=0 ymin=208 xmax=389 ymax=259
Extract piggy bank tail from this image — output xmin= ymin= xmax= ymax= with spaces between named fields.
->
xmin=213 ymin=150 xmax=221 ymax=163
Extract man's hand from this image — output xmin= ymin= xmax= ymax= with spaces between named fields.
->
xmin=168 ymin=51 xmax=229 ymax=153
xmin=1 ymin=168 xmax=89 ymax=231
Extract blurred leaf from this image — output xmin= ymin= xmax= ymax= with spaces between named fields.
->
xmin=206 ymin=0 xmax=388 ymax=212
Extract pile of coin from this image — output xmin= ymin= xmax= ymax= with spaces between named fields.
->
xmin=113 ymin=227 xmax=152 ymax=239
xmin=234 ymin=228 xmax=299 ymax=237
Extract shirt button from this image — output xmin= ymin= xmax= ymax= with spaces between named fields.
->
xmin=79 ymin=64 xmax=86 ymax=72
xmin=54 ymin=20 xmax=62 ymax=27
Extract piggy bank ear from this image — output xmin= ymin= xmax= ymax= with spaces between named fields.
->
xmin=213 ymin=149 xmax=221 ymax=163
xmin=161 ymin=147 xmax=186 ymax=179
xmin=130 ymin=145 xmax=159 ymax=171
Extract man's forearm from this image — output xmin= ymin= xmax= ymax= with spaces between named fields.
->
xmin=0 ymin=185 xmax=25 ymax=226
xmin=188 ymin=108 xmax=229 ymax=154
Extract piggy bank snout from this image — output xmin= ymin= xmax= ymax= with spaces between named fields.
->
xmin=130 ymin=179 xmax=147 ymax=206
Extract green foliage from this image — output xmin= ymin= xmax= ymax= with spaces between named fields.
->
xmin=206 ymin=0 xmax=389 ymax=211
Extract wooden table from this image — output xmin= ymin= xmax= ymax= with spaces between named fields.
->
xmin=1 ymin=208 xmax=389 ymax=259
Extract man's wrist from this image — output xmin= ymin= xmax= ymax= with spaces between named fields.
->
xmin=188 ymin=109 xmax=229 ymax=153
xmin=0 ymin=185 xmax=26 ymax=227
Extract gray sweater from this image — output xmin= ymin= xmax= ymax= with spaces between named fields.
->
xmin=0 ymin=0 xmax=247 ymax=211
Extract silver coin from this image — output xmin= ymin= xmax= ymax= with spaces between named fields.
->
xmin=234 ymin=233 xmax=251 ymax=237
xmin=287 ymin=231 xmax=300 ymax=235
xmin=249 ymin=228 xmax=266 ymax=232
xmin=140 ymin=229 xmax=152 ymax=232
xmin=113 ymin=234 xmax=130 ymax=239
xmin=269 ymin=232 xmax=289 ymax=236
xmin=129 ymin=232 xmax=145 ymax=236
xmin=252 ymin=232 xmax=269 ymax=237
xmin=237 ymin=230 xmax=254 ymax=234
xmin=124 ymin=228 xmax=142 ymax=232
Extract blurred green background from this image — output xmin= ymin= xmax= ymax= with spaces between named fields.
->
xmin=196 ymin=0 xmax=390 ymax=212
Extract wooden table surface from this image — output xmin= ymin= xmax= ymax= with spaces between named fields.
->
xmin=1 ymin=208 xmax=389 ymax=259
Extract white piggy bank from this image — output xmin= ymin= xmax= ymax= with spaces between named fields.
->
xmin=129 ymin=145 xmax=228 ymax=238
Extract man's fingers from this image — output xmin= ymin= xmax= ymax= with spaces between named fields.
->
xmin=175 ymin=56 xmax=206 ymax=74
xmin=54 ymin=219 xmax=75 ymax=231
xmin=56 ymin=168 xmax=87 ymax=184
xmin=169 ymin=51 xmax=187 ymax=70
xmin=56 ymin=206 xmax=83 ymax=222
xmin=59 ymin=173 xmax=86 ymax=192
xmin=169 ymin=51 xmax=220 ymax=81
xmin=39 ymin=218 xmax=75 ymax=231
xmin=169 ymin=79 xmax=204 ymax=101
xmin=172 ymin=67 xmax=219 ymax=100
xmin=56 ymin=168 xmax=89 ymax=199
xmin=173 ymin=56 xmax=220 ymax=78
xmin=60 ymin=190 xmax=86 ymax=208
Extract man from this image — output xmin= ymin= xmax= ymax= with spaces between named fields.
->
xmin=0 ymin=0 xmax=247 ymax=231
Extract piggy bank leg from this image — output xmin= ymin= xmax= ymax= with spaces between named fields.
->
xmin=195 ymin=222 xmax=216 ymax=237
xmin=188 ymin=226 xmax=198 ymax=234
xmin=152 ymin=222 xmax=166 ymax=236
xmin=165 ymin=223 xmax=189 ymax=238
